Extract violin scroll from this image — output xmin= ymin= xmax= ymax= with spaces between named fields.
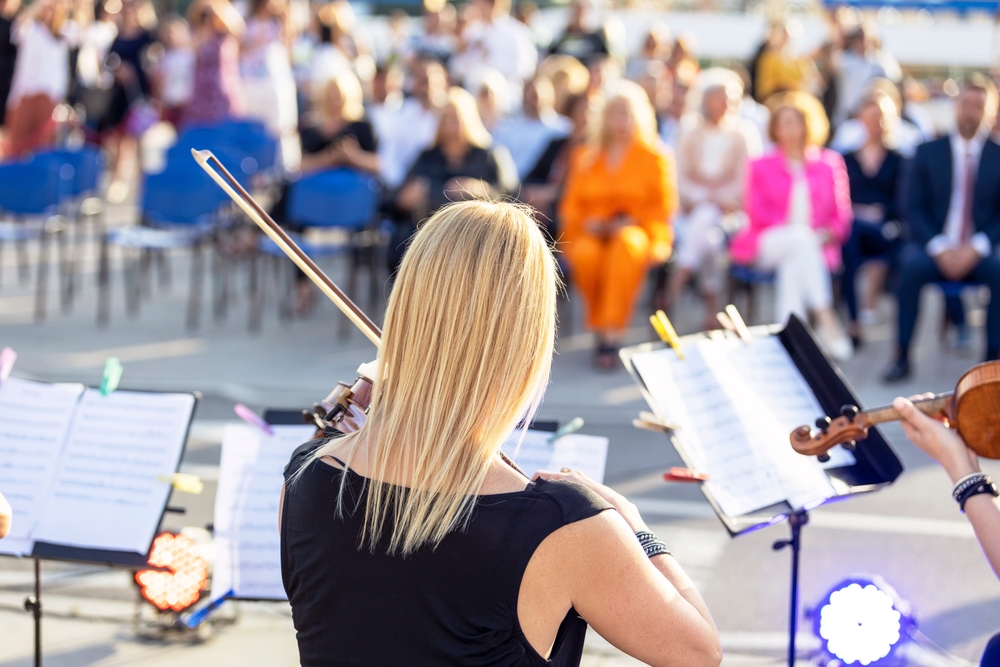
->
xmin=790 ymin=404 xmax=871 ymax=460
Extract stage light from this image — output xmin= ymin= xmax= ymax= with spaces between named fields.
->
xmin=813 ymin=577 xmax=914 ymax=666
xmin=135 ymin=532 xmax=209 ymax=612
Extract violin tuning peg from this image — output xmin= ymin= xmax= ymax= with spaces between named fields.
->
xmin=843 ymin=440 xmax=857 ymax=451
xmin=840 ymin=405 xmax=859 ymax=421
xmin=815 ymin=416 xmax=832 ymax=433
xmin=817 ymin=453 xmax=831 ymax=463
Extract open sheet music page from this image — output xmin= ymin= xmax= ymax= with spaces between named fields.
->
xmin=213 ymin=423 xmax=315 ymax=601
xmin=0 ymin=379 xmax=84 ymax=556
xmin=30 ymin=389 xmax=196 ymax=554
xmin=501 ymin=430 xmax=609 ymax=483
xmin=631 ymin=336 xmax=850 ymax=517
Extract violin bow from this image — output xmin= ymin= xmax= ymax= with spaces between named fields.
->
xmin=191 ymin=149 xmax=382 ymax=348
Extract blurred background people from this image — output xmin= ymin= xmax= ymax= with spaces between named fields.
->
xmin=548 ymin=0 xmax=607 ymax=64
xmin=885 ymin=77 xmax=1000 ymax=381
xmin=183 ymin=0 xmax=245 ymax=127
xmin=492 ymin=75 xmax=570 ymax=179
xmin=2 ymin=0 xmax=77 ymax=157
xmin=299 ymin=69 xmax=377 ymax=174
xmin=454 ymin=0 xmax=535 ymax=101
xmin=392 ymin=86 xmax=518 ymax=273
xmin=730 ymin=92 xmax=853 ymax=360
xmin=753 ymin=21 xmax=815 ymax=103
xmin=241 ymin=0 xmax=298 ymax=170
xmin=668 ymin=69 xmax=759 ymax=330
xmin=559 ymin=81 xmax=677 ymax=369
xmin=0 ymin=0 xmax=20 ymax=130
xmin=153 ymin=15 xmax=194 ymax=128
xmin=840 ymin=93 xmax=904 ymax=347
xmin=103 ymin=0 xmax=157 ymax=203
xmin=522 ymin=91 xmax=594 ymax=236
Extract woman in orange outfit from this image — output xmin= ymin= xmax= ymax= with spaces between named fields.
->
xmin=559 ymin=81 xmax=677 ymax=368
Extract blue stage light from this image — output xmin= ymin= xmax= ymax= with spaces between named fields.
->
xmin=813 ymin=577 xmax=914 ymax=666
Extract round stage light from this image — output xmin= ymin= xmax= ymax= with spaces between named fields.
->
xmin=814 ymin=577 xmax=914 ymax=666
xmin=135 ymin=532 xmax=209 ymax=612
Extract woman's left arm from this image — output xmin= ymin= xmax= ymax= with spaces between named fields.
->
xmin=636 ymin=148 xmax=676 ymax=263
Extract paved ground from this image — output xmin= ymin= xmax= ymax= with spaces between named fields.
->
xmin=0 ymin=199 xmax=997 ymax=666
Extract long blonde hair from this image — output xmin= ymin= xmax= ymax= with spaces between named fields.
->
xmin=436 ymin=87 xmax=493 ymax=150
xmin=597 ymin=80 xmax=659 ymax=149
xmin=306 ymin=200 xmax=558 ymax=555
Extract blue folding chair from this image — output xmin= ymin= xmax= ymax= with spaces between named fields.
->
xmin=0 ymin=161 xmax=68 ymax=321
xmin=98 ymin=169 xmax=226 ymax=329
xmin=28 ymin=147 xmax=108 ymax=310
xmin=252 ymin=169 xmax=382 ymax=333
xmin=213 ymin=120 xmax=278 ymax=177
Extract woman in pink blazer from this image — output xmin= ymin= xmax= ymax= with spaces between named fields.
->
xmin=730 ymin=92 xmax=853 ymax=359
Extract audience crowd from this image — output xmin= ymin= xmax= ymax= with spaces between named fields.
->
xmin=0 ymin=0 xmax=997 ymax=379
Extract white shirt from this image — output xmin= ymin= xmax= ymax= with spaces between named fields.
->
xmin=927 ymin=133 xmax=992 ymax=258
xmin=158 ymin=48 xmax=195 ymax=107
xmin=8 ymin=20 xmax=75 ymax=106
xmin=458 ymin=16 xmax=537 ymax=88
xmin=377 ymin=97 xmax=441 ymax=189
xmin=491 ymin=110 xmax=571 ymax=178
xmin=786 ymin=160 xmax=812 ymax=228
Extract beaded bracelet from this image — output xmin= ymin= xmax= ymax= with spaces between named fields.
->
xmin=635 ymin=530 xmax=671 ymax=558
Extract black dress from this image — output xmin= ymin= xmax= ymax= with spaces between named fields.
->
xmin=102 ymin=30 xmax=155 ymax=132
xmin=299 ymin=119 xmax=377 ymax=156
xmin=281 ymin=440 xmax=612 ymax=667
xmin=0 ymin=15 xmax=16 ymax=126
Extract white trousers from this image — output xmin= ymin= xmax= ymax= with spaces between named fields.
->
xmin=676 ymin=203 xmax=727 ymax=295
xmin=756 ymin=224 xmax=833 ymax=324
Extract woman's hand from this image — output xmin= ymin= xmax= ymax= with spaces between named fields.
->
xmin=396 ymin=178 xmax=429 ymax=211
xmin=533 ymin=469 xmax=648 ymax=533
xmin=893 ymin=394 xmax=981 ymax=482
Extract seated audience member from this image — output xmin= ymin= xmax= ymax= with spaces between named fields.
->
xmin=754 ymin=21 xmax=815 ymax=102
xmin=367 ymin=63 xmax=403 ymax=141
xmin=299 ymin=70 xmax=378 ymax=174
xmin=841 ymin=93 xmax=904 ymax=346
xmin=730 ymin=92 xmax=853 ymax=360
xmin=829 ymin=78 xmax=923 ymax=159
xmin=884 ymin=76 xmax=1000 ymax=382
xmin=668 ymin=70 xmax=759 ymax=330
xmin=538 ymin=53 xmax=590 ymax=115
xmin=625 ymin=22 xmax=670 ymax=80
xmin=0 ymin=489 xmax=10 ymax=539
xmin=272 ymin=70 xmax=378 ymax=315
xmin=891 ymin=396 xmax=1000 ymax=665
xmin=658 ymin=67 xmax=693 ymax=154
xmin=407 ymin=0 xmax=458 ymax=65
xmin=473 ymin=67 xmax=509 ymax=132
xmin=548 ymin=0 xmax=608 ymax=62
xmin=522 ymin=92 xmax=596 ymax=235
xmin=392 ymin=86 xmax=519 ymax=273
xmin=378 ymin=57 xmax=449 ymax=190
xmin=559 ymin=81 xmax=677 ymax=369
xmin=492 ymin=76 xmax=571 ymax=179
xmin=154 ymin=16 xmax=195 ymax=129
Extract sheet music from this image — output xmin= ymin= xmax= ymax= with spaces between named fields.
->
xmin=502 ymin=429 xmax=609 ymax=483
xmin=30 ymin=389 xmax=196 ymax=554
xmin=632 ymin=344 xmax=787 ymax=517
xmin=213 ymin=423 xmax=315 ymax=601
xmin=0 ymin=378 xmax=84 ymax=556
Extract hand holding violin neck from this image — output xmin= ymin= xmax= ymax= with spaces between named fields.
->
xmin=862 ymin=394 xmax=953 ymax=426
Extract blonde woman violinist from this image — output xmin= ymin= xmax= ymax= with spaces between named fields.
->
xmin=279 ymin=200 xmax=720 ymax=667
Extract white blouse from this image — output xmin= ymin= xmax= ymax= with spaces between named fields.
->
xmin=7 ymin=19 xmax=75 ymax=107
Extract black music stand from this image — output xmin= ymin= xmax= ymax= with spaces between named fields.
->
xmin=2 ymin=387 xmax=199 ymax=667
xmin=620 ymin=315 xmax=903 ymax=667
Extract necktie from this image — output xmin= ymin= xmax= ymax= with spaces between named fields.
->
xmin=961 ymin=149 xmax=976 ymax=243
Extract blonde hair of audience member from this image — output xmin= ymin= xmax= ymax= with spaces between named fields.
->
xmin=123 ymin=0 xmax=158 ymax=32
xmin=436 ymin=86 xmax=492 ymax=151
xmin=766 ymin=90 xmax=829 ymax=148
xmin=300 ymin=201 xmax=557 ymax=555
xmin=188 ymin=0 xmax=244 ymax=36
xmin=591 ymin=81 xmax=657 ymax=156
xmin=539 ymin=55 xmax=590 ymax=113
xmin=319 ymin=70 xmax=365 ymax=123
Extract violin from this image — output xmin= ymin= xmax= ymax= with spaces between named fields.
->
xmin=192 ymin=149 xmax=378 ymax=435
xmin=790 ymin=360 xmax=1000 ymax=461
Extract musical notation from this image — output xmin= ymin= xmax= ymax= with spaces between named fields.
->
xmin=212 ymin=423 xmax=316 ymax=601
xmin=631 ymin=336 xmax=850 ymax=517
xmin=30 ymin=389 xmax=196 ymax=554
xmin=0 ymin=378 xmax=84 ymax=556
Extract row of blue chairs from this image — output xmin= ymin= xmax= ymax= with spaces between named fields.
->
xmin=0 ymin=147 xmax=105 ymax=321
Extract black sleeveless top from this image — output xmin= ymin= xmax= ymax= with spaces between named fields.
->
xmin=281 ymin=439 xmax=612 ymax=667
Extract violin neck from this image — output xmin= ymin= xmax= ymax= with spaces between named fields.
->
xmin=860 ymin=394 xmax=953 ymax=426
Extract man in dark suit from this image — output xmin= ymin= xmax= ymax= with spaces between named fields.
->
xmin=885 ymin=75 xmax=1000 ymax=382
